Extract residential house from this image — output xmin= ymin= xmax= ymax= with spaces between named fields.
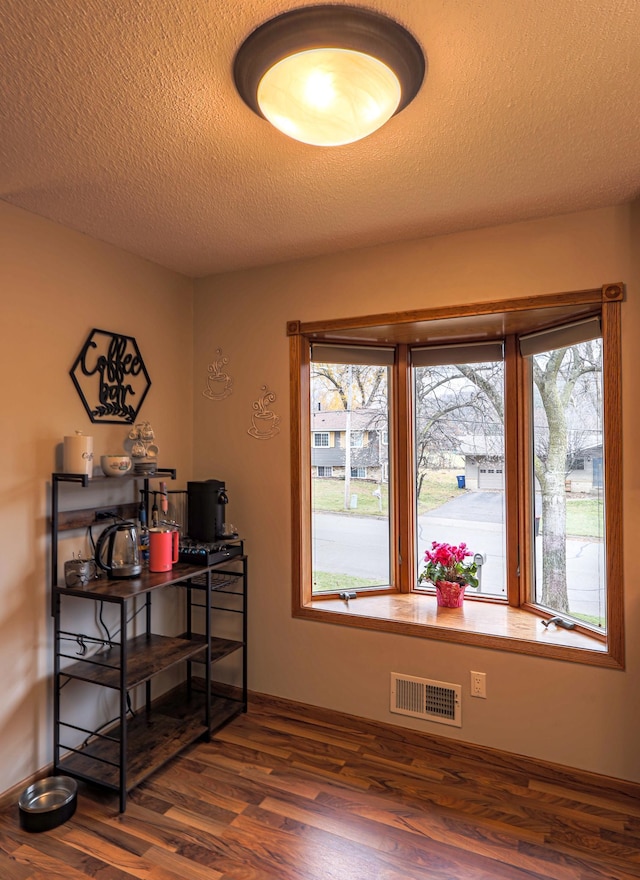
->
xmin=566 ymin=445 xmax=603 ymax=492
xmin=311 ymin=410 xmax=387 ymax=481
xmin=459 ymin=435 xmax=505 ymax=491
xmin=460 ymin=437 xmax=603 ymax=493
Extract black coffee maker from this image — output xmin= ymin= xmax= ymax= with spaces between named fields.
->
xmin=187 ymin=479 xmax=228 ymax=542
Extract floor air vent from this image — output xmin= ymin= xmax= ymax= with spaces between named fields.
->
xmin=390 ymin=673 xmax=462 ymax=727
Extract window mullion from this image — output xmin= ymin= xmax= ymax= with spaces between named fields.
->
xmin=513 ymin=340 xmax=534 ymax=606
xmin=395 ymin=344 xmax=413 ymax=592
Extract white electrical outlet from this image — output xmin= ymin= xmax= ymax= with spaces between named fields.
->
xmin=470 ymin=671 xmax=487 ymax=698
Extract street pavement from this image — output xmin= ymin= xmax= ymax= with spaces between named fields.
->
xmin=313 ymin=490 xmax=606 ymax=620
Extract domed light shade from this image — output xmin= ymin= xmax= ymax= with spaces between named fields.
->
xmin=234 ymin=6 xmax=425 ymax=147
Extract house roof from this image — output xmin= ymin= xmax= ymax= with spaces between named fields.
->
xmin=2 ymin=1 xmax=639 ymax=277
xmin=458 ymin=437 xmax=604 ymax=458
xmin=576 ymin=445 xmax=603 ymax=457
xmin=312 ymin=410 xmax=385 ymax=432
xmin=458 ymin=435 xmax=505 ymax=457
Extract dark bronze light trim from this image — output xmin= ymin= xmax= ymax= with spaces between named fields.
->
xmin=234 ymin=5 xmax=426 ymax=121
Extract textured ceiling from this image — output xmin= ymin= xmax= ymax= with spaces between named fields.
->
xmin=2 ymin=1 xmax=639 ymax=278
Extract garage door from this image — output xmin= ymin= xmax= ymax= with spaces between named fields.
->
xmin=478 ymin=465 xmax=504 ymax=490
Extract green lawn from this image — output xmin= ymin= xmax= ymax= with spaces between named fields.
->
xmin=570 ymin=610 xmax=606 ymax=628
xmin=312 ymin=469 xmax=462 ymax=517
xmin=416 ymin=469 xmax=463 ymax=514
xmin=312 ymin=478 xmax=389 ymax=516
xmin=312 ymin=571 xmax=383 ymax=593
xmin=312 ymin=472 xmax=603 ymax=537
xmin=565 ymin=498 xmax=604 ymax=538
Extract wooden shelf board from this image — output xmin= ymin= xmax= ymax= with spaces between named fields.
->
xmin=60 ymin=633 xmax=208 ymax=689
xmin=58 ymin=687 xmax=242 ymax=791
xmin=184 ymin=635 xmax=243 ymax=664
xmin=56 ymin=502 xmax=140 ymax=532
xmin=52 ymin=469 xmax=177 ymax=531
xmin=56 ymin=562 xmax=223 ymax=602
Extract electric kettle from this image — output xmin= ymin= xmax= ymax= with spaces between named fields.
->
xmin=95 ymin=522 xmax=141 ymax=578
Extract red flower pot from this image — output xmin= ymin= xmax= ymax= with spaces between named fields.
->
xmin=435 ymin=580 xmax=466 ymax=608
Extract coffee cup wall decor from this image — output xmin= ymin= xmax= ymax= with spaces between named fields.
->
xmin=248 ymin=385 xmax=280 ymax=440
xmin=203 ymin=348 xmax=234 ymax=400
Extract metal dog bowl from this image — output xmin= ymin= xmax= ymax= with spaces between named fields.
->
xmin=18 ymin=776 xmax=77 ymax=832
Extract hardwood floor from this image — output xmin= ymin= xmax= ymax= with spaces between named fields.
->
xmin=1 ymin=695 xmax=639 ymax=879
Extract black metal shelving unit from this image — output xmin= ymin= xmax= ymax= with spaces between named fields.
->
xmin=50 ymin=472 xmax=247 ymax=812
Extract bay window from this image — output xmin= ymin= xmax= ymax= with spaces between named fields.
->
xmin=289 ymin=285 xmax=624 ymax=667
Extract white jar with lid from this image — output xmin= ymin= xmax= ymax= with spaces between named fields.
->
xmin=63 ymin=431 xmax=94 ymax=476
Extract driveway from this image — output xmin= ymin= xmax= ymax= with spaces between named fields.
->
xmin=431 ymin=491 xmax=504 ymax=523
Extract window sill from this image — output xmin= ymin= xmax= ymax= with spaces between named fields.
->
xmin=295 ymin=593 xmax=621 ymax=668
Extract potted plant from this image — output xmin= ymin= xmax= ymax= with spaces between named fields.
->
xmin=419 ymin=541 xmax=479 ymax=607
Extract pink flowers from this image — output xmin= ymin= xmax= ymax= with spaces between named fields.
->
xmin=425 ymin=541 xmax=470 ymax=566
xmin=419 ymin=541 xmax=479 ymax=588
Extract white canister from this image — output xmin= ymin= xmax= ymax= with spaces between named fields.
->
xmin=63 ymin=431 xmax=94 ymax=476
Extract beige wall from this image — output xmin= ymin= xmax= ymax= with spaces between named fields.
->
xmin=193 ymin=204 xmax=640 ymax=782
xmin=2 ymin=198 xmax=638 ymax=798
xmin=0 ymin=202 xmax=194 ymax=795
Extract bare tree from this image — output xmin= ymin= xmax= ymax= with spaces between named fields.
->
xmin=312 ymin=364 xmax=386 ymax=410
xmin=414 ymin=363 xmax=503 ymax=498
xmin=531 ymin=342 xmax=601 ymax=610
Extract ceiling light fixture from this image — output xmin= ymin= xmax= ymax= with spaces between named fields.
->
xmin=233 ymin=5 xmax=425 ymax=147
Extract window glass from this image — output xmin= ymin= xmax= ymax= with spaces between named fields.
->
xmin=529 ymin=336 xmax=606 ymax=629
xmin=413 ymin=352 xmax=506 ymax=597
xmin=310 ymin=357 xmax=391 ymax=594
xmin=314 ymin=432 xmax=329 ymax=447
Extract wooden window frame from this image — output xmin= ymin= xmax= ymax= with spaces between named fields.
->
xmin=288 ymin=284 xmax=624 ymax=668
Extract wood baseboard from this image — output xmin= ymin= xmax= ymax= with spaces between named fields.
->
xmin=248 ymin=689 xmax=640 ymax=800
xmin=5 ymin=690 xmax=636 ymax=809
xmin=0 ymin=764 xmax=53 ymax=810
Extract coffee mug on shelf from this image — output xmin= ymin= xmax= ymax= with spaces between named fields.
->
xmin=148 ymin=528 xmax=179 ymax=572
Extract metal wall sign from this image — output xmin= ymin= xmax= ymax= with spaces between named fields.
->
xmin=247 ymin=384 xmax=280 ymax=439
xmin=70 ymin=328 xmax=151 ymax=424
